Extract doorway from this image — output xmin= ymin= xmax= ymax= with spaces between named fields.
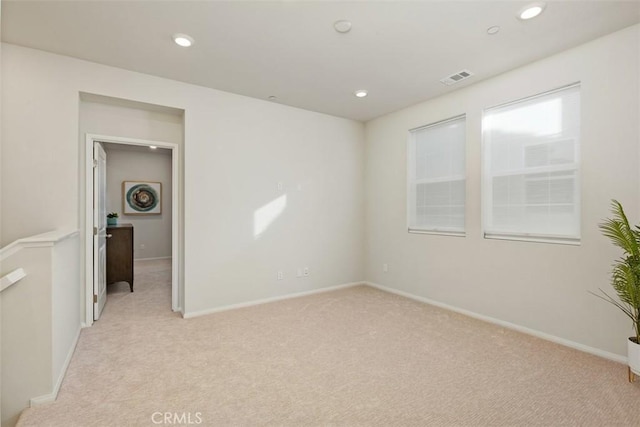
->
xmin=84 ymin=134 xmax=181 ymax=326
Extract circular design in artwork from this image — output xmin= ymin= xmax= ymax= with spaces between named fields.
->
xmin=126 ymin=184 xmax=159 ymax=212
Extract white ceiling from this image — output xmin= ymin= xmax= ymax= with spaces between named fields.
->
xmin=2 ymin=1 xmax=639 ymax=122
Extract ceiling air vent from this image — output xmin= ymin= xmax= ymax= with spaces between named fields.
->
xmin=440 ymin=69 xmax=474 ymax=86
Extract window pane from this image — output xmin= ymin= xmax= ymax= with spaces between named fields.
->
xmin=409 ymin=116 xmax=466 ymax=233
xmin=483 ymin=85 xmax=580 ymax=242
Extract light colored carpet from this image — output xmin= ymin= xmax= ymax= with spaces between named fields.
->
xmin=18 ymin=259 xmax=640 ymax=426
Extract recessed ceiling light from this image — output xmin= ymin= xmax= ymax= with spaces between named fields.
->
xmin=334 ymin=20 xmax=352 ymax=33
xmin=268 ymin=95 xmax=277 ymax=101
xmin=354 ymin=90 xmax=368 ymax=98
xmin=518 ymin=2 xmax=546 ymax=20
xmin=173 ymin=33 xmax=194 ymax=47
xmin=149 ymin=145 xmax=158 ymax=150
xmin=487 ymin=26 xmax=500 ymax=35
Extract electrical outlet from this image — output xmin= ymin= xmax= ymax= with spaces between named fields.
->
xmin=140 ymin=244 xmax=146 ymax=250
xmin=277 ymin=271 xmax=283 ymax=280
xmin=383 ymin=263 xmax=388 ymax=272
xmin=277 ymin=181 xmax=283 ymax=191
xmin=296 ymin=268 xmax=302 ymax=278
xmin=303 ymin=267 xmax=310 ymax=277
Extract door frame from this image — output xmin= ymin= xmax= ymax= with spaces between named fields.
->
xmin=84 ymin=133 xmax=181 ymax=326
xmin=93 ymin=142 xmax=108 ymax=320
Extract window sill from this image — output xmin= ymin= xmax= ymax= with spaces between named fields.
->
xmin=408 ymin=229 xmax=466 ymax=238
xmin=483 ymin=233 xmax=580 ymax=246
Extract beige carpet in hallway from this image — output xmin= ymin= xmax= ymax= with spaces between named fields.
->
xmin=18 ymin=260 xmax=640 ymax=426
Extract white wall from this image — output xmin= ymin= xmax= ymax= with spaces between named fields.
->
xmin=1 ymin=247 xmax=52 ymax=427
xmin=365 ymin=25 xmax=640 ymax=357
xmin=1 ymin=229 xmax=81 ymax=427
xmin=51 ymin=232 xmax=81 ymax=385
xmin=103 ymin=145 xmax=173 ymax=260
xmin=183 ymin=94 xmax=364 ymax=314
xmin=1 ymin=44 xmax=365 ymax=319
xmin=79 ymin=96 xmax=184 ymax=146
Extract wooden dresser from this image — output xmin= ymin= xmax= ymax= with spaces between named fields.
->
xmin=106 ymin=223 xmax=134 ymax=292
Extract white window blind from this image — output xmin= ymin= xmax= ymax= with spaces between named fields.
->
xmin=482 ymin=84 xmax=581 ymax=243
xmin=408 ymin=115 xmax=466 ymax=234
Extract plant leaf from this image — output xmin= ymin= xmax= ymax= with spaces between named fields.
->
xmin=596 ymin=200 xmax=640 ymax=342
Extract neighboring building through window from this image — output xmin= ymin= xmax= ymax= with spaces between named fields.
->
xmin=482 ymin=83 xmax=581 ymax=244
xmin=408 ymin=115 xmax=466 ymax=235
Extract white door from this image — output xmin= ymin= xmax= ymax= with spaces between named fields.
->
xmin=93 ymin=142 xmax=108 ymax=320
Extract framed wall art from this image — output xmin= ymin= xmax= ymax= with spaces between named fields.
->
xmin=123 ymin=181 xmax=162 ymax=215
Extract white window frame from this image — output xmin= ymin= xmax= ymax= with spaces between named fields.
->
xmin=481 ymin=83 xmax=581 ymax=245
xmin=407 ymin=114 xmax=466 ymax=236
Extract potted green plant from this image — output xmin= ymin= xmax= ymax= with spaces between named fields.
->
xmin=596 ymin=199 xmax=640 ymax=382
xmin=107 ymin=212 xmax=119 ymax=226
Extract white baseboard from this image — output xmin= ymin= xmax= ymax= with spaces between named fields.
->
xmin=183 ymin=282 xmax=364 ymax=319
xmin=30 ymin=325 xmax=82 ymax=406
xmin=135 ymin=256 xmax=172 ymax=262
xmin=365 ymin=281 xmax=627 ymax=365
